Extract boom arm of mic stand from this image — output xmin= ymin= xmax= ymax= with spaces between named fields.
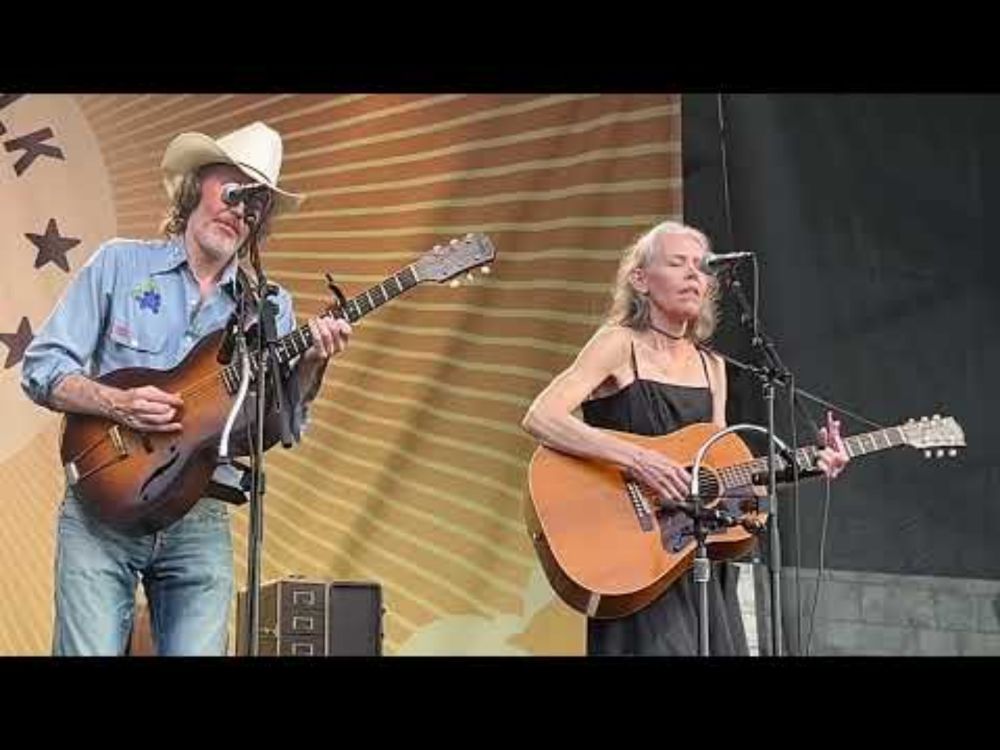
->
xmin=716 ymin=269 xmax=884 ymax=431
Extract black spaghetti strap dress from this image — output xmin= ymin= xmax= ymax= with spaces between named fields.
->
xmin=581 ymin=341 xmax=750 ymax=656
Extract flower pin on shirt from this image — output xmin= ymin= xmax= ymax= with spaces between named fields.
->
xmin=132 ymin=279 xmax=162 ymax=314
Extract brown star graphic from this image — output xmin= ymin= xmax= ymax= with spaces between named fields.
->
xmin=0 ymin=317 xmax=33 ymax=369
xmin=25 ymin=218 xmax=80 ymax=273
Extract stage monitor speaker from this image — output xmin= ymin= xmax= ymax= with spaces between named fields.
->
xmin=236 ymin=577 xmax=384 ymax=656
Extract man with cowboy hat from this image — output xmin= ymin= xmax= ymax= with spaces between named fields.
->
xmin=21 ymin=121 xmax=352 ymax=656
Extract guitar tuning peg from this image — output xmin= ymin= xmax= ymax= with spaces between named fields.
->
xmin=907 ymin=418 xmax=914 ymax=424
xmin=449 ymin=279 xmax=461 ymax=288
xmin=466 ymin=272 xmax=475 ymax=283
xmin=948 ymin=449 xmax=957 ymax=457
xmin=921 ymin=416 xmax=928 ymax=422
xmin=481 ymin=265 xmax=491 ymax=275
xmin=936 ymin=449 xmax=944 ymax=458
xmin=465 ymin=232 xmax=474 ymax=240
xmin=932 ymin=413 xmax=940 ymax=420
xmin=924 ymin=449 xmax=932 ymax=458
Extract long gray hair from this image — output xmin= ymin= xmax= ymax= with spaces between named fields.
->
xmin=159 ymin=165 xmax=274 ymax=258
xmin=605 ymin=220 xmax=719 ymax=342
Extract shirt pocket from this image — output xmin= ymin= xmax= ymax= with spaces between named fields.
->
xmin=104 ymin=319 xmax=169 ymax=369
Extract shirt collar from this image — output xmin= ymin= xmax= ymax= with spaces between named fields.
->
xmin=152 ymin=236 xmax=240 ymax=300
xmin=149 ymin=236 xmax=188 ymax=275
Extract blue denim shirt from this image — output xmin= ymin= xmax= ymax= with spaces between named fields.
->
xmin=21 ymin=236 xmax=305 ymax=496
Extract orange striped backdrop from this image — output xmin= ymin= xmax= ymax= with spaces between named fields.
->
xmin=0 ymin=94 xmax=681 ymax=654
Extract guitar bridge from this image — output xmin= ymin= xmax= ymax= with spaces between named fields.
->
xmin=623 ymin=476 xmax=655 ymax=532
xmin=62 ymin=424 xmax=133 ymax=487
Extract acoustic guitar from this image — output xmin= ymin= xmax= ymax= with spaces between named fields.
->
xmin=525 ymin=415 xmax=966 ymax=619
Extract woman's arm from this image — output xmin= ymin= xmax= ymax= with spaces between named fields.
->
xmin=522 ymin=326 xmax=692 ymax=503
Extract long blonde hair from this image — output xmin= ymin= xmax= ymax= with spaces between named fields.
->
xmin=606 ymin=220 xmax=719 ymax=342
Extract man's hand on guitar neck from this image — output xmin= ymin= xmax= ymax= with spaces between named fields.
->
xmin=303 ymin=317 xmax=352 ymax=365
xmin=297 ymin=316 xmax=352 ymax=404
xmin=815 ymin=410 xmax=850 ymax=480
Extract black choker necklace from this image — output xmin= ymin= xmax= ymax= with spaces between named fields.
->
xmin=649 ymin=323 xmax=686 ymax=341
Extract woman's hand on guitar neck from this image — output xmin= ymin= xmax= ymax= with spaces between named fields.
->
xmin=627 ymin=447 xmax=693 ymax=505
xmin=108 ymin=385 xmax=184 ymax=433
xmin=815 ymin=410 xmax=850 ymax=480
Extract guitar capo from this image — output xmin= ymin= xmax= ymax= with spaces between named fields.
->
xmin=325 ymin=272 xmax=348 ymax=315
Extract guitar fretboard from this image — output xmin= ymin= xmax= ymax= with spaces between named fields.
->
xmin=219 ymin=265 xmax=420 ymax=393
xmin=717 ymin=426 xmax=906 ymax=489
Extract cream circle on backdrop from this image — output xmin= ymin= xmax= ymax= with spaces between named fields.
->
xmin=0 ymin=95 xmax=117 ymax=462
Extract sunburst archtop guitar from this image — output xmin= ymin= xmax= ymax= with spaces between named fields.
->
xmin=60 ymin=234 xmax=497 ymax=535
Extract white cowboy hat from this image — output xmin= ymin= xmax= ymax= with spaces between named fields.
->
xmin=160 ymin=121 xmax=304 ymax=216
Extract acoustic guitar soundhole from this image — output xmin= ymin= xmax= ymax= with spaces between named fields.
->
xmin=692 ymin=467 xmax=720 ymax=499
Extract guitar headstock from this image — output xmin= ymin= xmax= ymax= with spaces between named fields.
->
xmin=412 ymin=233 xmax=497 ymax=286
xmin=900 ymin=415 xmax=966 ymax=458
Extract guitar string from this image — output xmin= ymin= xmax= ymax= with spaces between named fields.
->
xmin=73 ymin=291 xmax=378 ymax=459
xmin=76 ymin=285 xmax=408 ymax=452
xmin=175 ymin=282 xmax=404 ymax=404
xmin=176 ymin=272 xmax=423 ymax=403
xmin=117 ymin=249 xmax=493 ymax=418
xmin=65 ymin=256 xmax=488 ymax=463
xmin=164 ymin=312 xmax=330 ymax=405
xmin=68 ymin=321 xmax=315 ymax=462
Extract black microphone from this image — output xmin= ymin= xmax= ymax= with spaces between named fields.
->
xmin=220 ymin=182 xmax=268 ymax=207
xmin=699 ymin=251 xmax=754 ymax=275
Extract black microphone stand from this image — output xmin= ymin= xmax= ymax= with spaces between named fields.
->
xmin=243 ymin=194 xmax=295 ymax=657
xmin=710 ymin=259 xmax=880 ymax=656
xmin=218 ymin=193 xmax=294 ymax=657
xmin=686 ymin=423 xmax=789 ymax=656
xmin=714 ymin=259 xmax=791 ymax=657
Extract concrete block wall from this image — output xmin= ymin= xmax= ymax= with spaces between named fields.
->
xmin=736 ymin=565 xmax=1000 ymax=656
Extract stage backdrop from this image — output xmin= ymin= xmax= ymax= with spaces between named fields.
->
xmin=0 ymin=93 xmax=681 ymax=655
xmin=683 ymin=94 xmax=998 ymax=581
xmin=683 ymin=94 xmax=1000 ymax=655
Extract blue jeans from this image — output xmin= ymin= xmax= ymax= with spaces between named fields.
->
xmin=53 ymin=492 xmax=233 ymax=656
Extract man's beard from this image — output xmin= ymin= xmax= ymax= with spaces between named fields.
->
xmin=200 ymin=226 xmax=241 ymax=262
